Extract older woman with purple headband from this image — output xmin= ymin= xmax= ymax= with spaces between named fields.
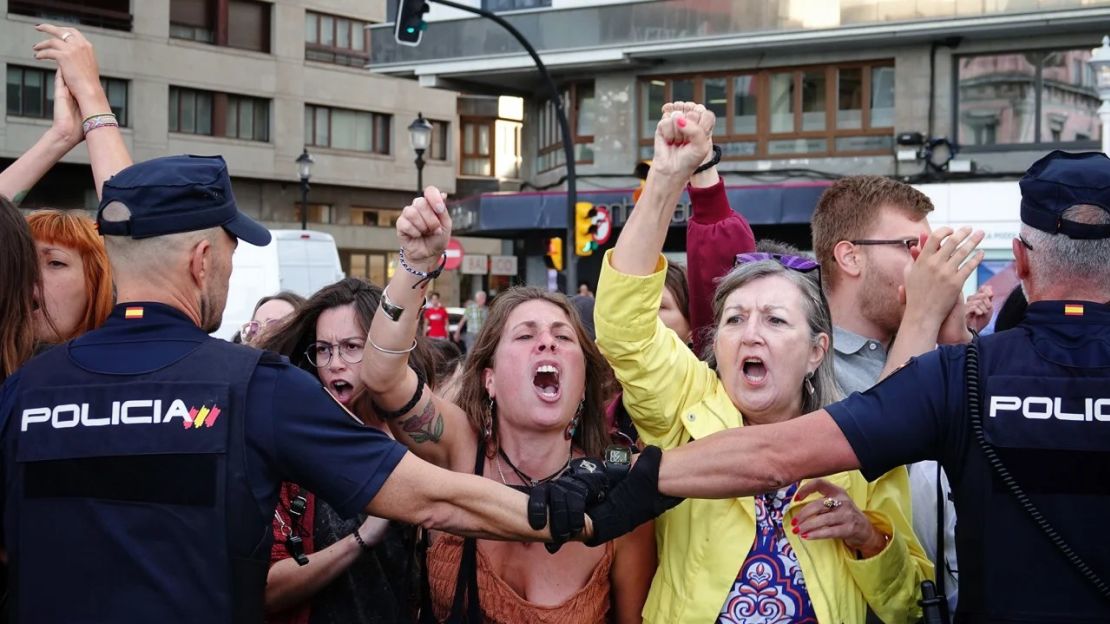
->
xmin=594 ymin=102 xmax=931 ymax=623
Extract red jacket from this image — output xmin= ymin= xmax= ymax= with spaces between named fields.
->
xmin=686 ymin=178 xmax=756 ymax=356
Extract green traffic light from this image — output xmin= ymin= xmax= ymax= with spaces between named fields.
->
xmin=406 ymin=26 xmax=416 ymax=33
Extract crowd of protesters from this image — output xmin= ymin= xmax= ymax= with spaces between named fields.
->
xmin=3 ymin=21 xmax=1107 ymax=624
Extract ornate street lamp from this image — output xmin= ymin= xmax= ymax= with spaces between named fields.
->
xmin=408 ymin=112 xmax=434 ymax=194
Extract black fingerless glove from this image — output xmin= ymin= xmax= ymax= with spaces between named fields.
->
xmin=585 ymin=445 xmax=683 ymax=546
xmin=529 ymin=457 xmax=611 ymax=553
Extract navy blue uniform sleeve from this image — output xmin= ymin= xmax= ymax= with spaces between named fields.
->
xmin=261 ymin=364 xmax=407 ymax=518
xmin=826 ymin=346 xmax=962 ymax=481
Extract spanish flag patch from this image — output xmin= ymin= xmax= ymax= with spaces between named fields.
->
xmin=1064 ymin=304 xmax=1085 ymax=317
xmin=124 ymin=307 xmax=144 ymax=320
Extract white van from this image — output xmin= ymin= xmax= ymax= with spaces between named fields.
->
xmin=213 ymin=229 xmax=345 ymax=340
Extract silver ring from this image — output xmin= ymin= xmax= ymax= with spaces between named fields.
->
xmin=822 ymin=497 xmax=842 ymax=510
xmin=60 ymin=32 xmax=72 ymax=42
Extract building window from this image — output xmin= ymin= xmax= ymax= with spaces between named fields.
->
xmin=170 ymin=0 xmax=271 ymax=53
xmin=225 ymin=95 xmax=270 ymax=141
xmin=956 ymin=48 xmax=1100 ymax=148
xmin=305 ymin=105 xmax=391 ymax=154
xmin=9 ymin=0 xmax=131 ymax=31
xmin=8 ymin=66 xmax=129 ymax=127
xmin=294 ymin=203 xmax=333 ymax=225
xmin=351 ymin=207 xmax=402 ymax=227
xmin=481 ymin=0 xmax=551 ymax=10
xmin=169 ymin=86 xmax=269 ymax=141
xmin=305 ymin=11 xmax=370 ymax=67
xmin=347 ymin=250 xmax=398 ymax=286
xmin=428 ymin=120 xmax=449 ymax=161
xmin=461 ymin=118 xmax=494 ymax=176
xmin=537 ymin=82 xmax=594 ymax=172
xmin=638 ymin=62 xmax=895 ymax=160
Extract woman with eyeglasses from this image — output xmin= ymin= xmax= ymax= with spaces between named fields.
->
xmin=256 ymin=278 xmax=434 ymax=624
xmin=237 ymin=291 xmax=306 ymax=345
xmin=595 ymin=103 xmax=931 ymax=624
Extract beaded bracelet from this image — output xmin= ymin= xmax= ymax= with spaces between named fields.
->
xmin=82 ymin=113 xmax=119 ymax=135
xmin=398 ymin=249 xmax=447 ymax=289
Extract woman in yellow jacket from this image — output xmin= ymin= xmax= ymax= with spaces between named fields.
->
xmin=594 ymin=102 xmax=932 ymax=623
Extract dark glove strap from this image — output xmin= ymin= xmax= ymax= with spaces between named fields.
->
xmin=587 ymin=445 xmax=683 ymax=546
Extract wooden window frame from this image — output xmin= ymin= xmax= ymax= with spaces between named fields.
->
xmin=170 ymin=0 xmax=271 ymax=53
xmin=636 ymin=61 xmax=896 ymax=161
xmin=537 ymin=82 xmax=594 ymax=173
xmin=460 ymin=117 xmax=496 ymax=177
xmin=428 ymin=120 xmax=449 ymax=161
xmin=305 ymin=10 xmax=370 ymax=67
xmin=8 ymin=66 xmax=129 ymax=127
xmin=305 ymin=104 xmax=391 ymax=154
xmin=170 ymin=86 xmax=269 ymax=141
xmin=10 ymin=0 xmax=132 ymax=31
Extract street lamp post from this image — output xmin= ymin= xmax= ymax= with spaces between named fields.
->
xmin=296 ymin=148 xmax=315 ymax=230
xmin=408 ymin=112 xmax=433 ymax=194
xmin=1088 ymin=36 xmax=1110 ymax=156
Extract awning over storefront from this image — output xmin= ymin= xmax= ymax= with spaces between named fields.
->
xmin=448 ymin=182 xmax=832 ymax=236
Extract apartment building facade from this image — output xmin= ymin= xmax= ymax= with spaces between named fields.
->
xmin=1 ymin=0 xmax=508 ymax=303
xmin=370 ymin=0 xmax=1110 ymax=291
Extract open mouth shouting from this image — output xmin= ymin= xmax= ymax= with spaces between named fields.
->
xmin=741 ymin=357 xmax=768 ymax=386
xmin=328 ymin=379 xmax=356 ymax=405
xmin=532 ymin=362 xmax=562 ymax=402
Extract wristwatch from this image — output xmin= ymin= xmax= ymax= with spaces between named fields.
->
xmin=603 ymin=445 xmax=633 ymax=484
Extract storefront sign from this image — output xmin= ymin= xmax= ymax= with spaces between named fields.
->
xmin=461 ymin=254 xmax=488 ymax=275
xmin=489 ymin=255 xmax=518 ymax=276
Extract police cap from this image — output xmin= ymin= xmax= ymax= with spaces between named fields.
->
xmin=96 ymin=155 xmax=271 ymax=246
xmin=1019 ymin=150 xmax=1110 ymax=240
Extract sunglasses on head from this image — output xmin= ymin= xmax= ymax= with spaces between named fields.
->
xmin=735 ymin=252 xmax=820 ymax=273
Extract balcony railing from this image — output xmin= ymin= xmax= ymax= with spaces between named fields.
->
xmin=370 ymin=0 xmax=1110 ymax=68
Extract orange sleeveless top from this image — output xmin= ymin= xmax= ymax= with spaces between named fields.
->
xmin=426 ymin=534 xmax=614 ymax=624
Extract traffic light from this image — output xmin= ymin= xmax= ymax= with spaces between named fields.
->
xmin=545 ymin=237 xmax=564 ymax=272
xmin=575 ymin=202 xmax=598 ymax=256
xmin=395 ymin=0 xmax=430 ymax=46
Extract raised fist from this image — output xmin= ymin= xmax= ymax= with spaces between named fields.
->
xmin=396 ymin=186 xmax=452 ymax=269
xmin=649 ymin=102 xmax=714 ymax=180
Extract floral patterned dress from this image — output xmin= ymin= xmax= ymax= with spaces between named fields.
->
xmin=718 ymin=483 xmax=818 ymax=623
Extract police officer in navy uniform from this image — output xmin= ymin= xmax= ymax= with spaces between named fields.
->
xmin=589 ymin=150 xmax=1110 ymax=622
xmin=0 ymin=155 xmax=639 ymax=623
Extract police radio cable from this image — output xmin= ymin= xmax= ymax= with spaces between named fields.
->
xmin=966 ymin=338 xmax=1110 ymax=600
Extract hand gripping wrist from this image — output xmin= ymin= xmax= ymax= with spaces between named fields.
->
xmin=529 ymin=458 xmax=610 ymax=553
xmin=585 ymin=445 xmax=683 ymax=546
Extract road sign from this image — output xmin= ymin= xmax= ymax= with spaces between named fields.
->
xmin=445 ymin=238 xmax=464 ymax=271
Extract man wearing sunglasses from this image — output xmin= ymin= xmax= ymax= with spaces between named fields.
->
xmin=607 ymin=151 xmax=1110 ymax=622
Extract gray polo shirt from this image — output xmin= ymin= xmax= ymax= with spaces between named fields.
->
xmin=832 ymin=325 xmax=888 ymax=395
xmin=831 ymin=324 xmax=959 ymax=612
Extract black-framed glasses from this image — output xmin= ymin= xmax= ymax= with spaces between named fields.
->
xmin=849 ymin=238 xmax=919 ymax=251
xmin=304 ymin=340 xmax=365 ymax=367
xmin=1017 ymin=235 xmax=1034 ymax=251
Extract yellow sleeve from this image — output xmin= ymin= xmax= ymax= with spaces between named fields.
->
xmin=843 ymin=466 xmax=935 ymax=624
xmin=594 ymin=250 xmax=719 ymax=449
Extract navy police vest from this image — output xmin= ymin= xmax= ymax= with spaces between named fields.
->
xmin=6 ymin=338 xmax=269 ymax=623
xmin=953 ymin=303 xmax=1110 ymax=622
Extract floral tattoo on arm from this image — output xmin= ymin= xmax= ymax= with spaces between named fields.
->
xmin=400 ymin=398 xmax=444 ymax=443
